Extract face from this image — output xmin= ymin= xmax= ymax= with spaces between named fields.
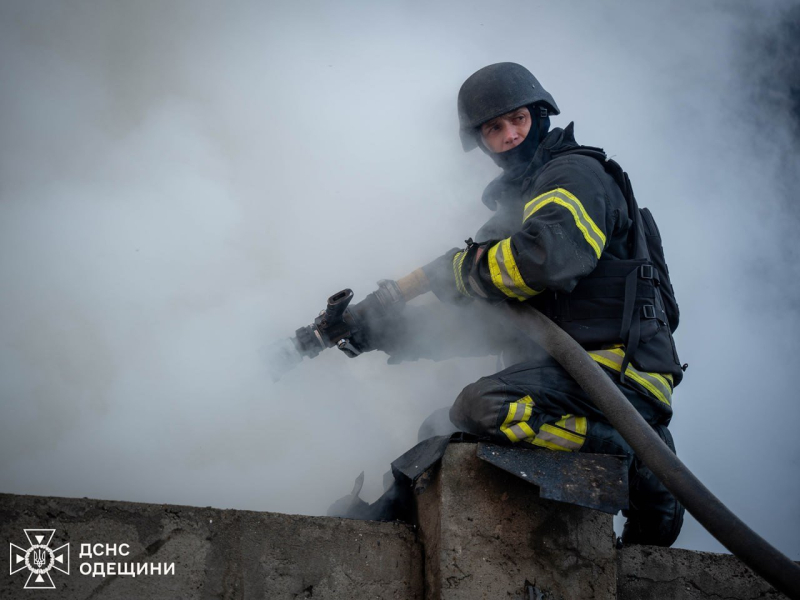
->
xmin=480 ymin=107 xmax=532 ymax=153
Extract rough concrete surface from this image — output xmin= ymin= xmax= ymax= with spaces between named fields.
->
xmin=0 ymin=493 xmax=423 ymax=600
xmin=416 ymin=443 xmax=617 ymax=600
xmin=2 ymin=460 xmax=792 ymax=600
xmin=617 ymin=545 xmax=788 ymax=600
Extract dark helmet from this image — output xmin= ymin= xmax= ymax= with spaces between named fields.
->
xmin=457 ymin=62 xmax=560 ymax=151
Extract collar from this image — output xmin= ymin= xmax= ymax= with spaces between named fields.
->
xmin=481 ymin=122 xmax=579 ymax=211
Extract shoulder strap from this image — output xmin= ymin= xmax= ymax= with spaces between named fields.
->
xmin=551 ymin=146 xmax=648 ymax=260
xmin=552 ymin=145 xmax=670 ymax=379
xmin=640 ymin=207 xmax=680 ymax=333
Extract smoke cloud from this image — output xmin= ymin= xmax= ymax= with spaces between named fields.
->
xmin=1 ymin=0 xmax=798 ymax=559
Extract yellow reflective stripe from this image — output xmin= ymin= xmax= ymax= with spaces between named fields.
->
xmin=488 ymin=239 xmax=542 ymax=301
xmin=522 ymin=401 xmax=533 ymax=422
xmin=529 ymin=413 xmax=590 ymax=452
xmin=649 ymin=373 xmax=675 ymax=392
xmin=500 ymin=396 xmax=535 ymax=442
xmin=546 ymin=422 xmax=585 ymax=446
xmin=604 ymin=348 xmax=673 ymax=401
xmin=652 ymin=372 xmax=674 ymax=392
xmin=501 ymin=425 xmax=520 ymax=442
xmin=488 ymin=242 xmax=524 ymax=300
xmin=590 ymin=351 xmax=669 ymax=405
xmin=523 ymin=188 xmax=606 ymax=259
xmin=504 ymin=400 xmax=534 ymax=426
xmin=502 ymin=397 xmax=534 ymax=427
xmin=531 ymin=437 xmax=569 ymax=451
xmin=501 ymin=421 xmax=535 ymax=443
xmin=605 ymin=348 xmax=672 ymax=391
xmin=503 ymin=402 xmax=521 ymax=426
xmin=588 ymin=349 xmax=672 ymax=407
xmin=518 ymin=422 xmax=535 ymax=437
xmin=559 ymin=415 xmax=588 ymax=437
xmin=532 ymin=424 xmax=584 ymax=451
xmin=452 ymin=251 xmax=471 ymax=297
xmin=502 ymin=402 xmax=517 ymax=426
xmin=499 ymin=238 xmax=540 ymax=298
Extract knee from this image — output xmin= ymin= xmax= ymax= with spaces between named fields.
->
xmin=449 ymin=378 xmax=504 ymax=436
xmin=449 ymin=381 xmax=480 ymax=431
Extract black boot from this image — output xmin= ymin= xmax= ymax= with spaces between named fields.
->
xmin=621 ymin=424 xmax=685 ymax=547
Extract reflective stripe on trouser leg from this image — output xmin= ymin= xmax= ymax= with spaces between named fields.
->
xmin=450 ymin=378 xmax=537 ymax=442
xmin=530 ymin=414 xmax=588 ymax=452
xmin=499 ymin=395 xmax=536 ymax=442
xmin=450 ymin=356 xmax=667 ymax=449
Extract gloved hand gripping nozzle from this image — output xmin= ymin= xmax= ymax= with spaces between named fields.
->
xmin=263 ymin=263 xmax=800 ymax=598
xmin=264 ymin=273 xmax=427 ymax=382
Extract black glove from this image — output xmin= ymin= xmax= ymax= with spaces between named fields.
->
xmin=422 ymin=239 xmax=492 ymax=305
xmin=337 ymin=280 xmax=406 ymax=357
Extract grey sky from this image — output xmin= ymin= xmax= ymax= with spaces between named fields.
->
xmin=1 ymin=0 xmax=798 ymax=559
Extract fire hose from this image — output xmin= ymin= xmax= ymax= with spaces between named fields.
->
xmin=267 ymin=268 xmax=800 ymax=599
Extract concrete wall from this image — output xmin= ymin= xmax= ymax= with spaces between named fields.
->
xmin=0 ymin=443 xmax=791 ymax=599
xmin=0 ymin=493 xmax=422 ymax=600
xmin=617 ymin=545 xmax=789 ymax=600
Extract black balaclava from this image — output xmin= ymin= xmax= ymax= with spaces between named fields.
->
xmin=477 ymin=106 xmax=551 ymax=180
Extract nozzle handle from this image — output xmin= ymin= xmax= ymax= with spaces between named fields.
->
xmin=324 ymin=288 xmax=354 ymax=323
xmin=396 ymin=269 xmax=430 ymax=302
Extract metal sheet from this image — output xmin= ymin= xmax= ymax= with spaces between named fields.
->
xmin=390 ymin=435 xmax=452 ymax=485
xmin=477 ymin=443 xmax=628 ymax=514
xmin=391 ymin=433 xmax=482 ymax=485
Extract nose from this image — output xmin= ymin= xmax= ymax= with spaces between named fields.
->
xmin=503 ymin=124 xmax=520 ymax=146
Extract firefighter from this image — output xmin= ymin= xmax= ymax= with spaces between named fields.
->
xmin=408 ymin=62 xmax=685 ymax=546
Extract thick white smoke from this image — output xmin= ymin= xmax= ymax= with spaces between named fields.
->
xmin=1 ymin=0 xmax=797 ymax=559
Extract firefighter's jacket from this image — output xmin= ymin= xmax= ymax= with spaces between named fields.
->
xmin=423 ymin=123 xmax=683 ymax=412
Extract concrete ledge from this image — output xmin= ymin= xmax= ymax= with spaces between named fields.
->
xmin=617 ymin=545 xmax=788 ymax=600
xmin=0 ymin=493 xmax=423 ymax=600
xmin=416 ymin=443 xmax=617 ymax=599
xmin=2 ymin=463 xmax=792 ymax=599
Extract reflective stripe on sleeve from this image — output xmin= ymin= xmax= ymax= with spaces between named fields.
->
xmin=452 ymin=250 xmax=471 ymax=297
xmin=523 ymin=188 xmax=607 ymax=259
xmin=588 ymin=348 xmax=673 ymax=407
xmin=488 ymin=238 xmax=542 ymax=301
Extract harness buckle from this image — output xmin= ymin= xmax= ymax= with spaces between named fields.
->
xmin=640 ymin=264 xmax=654 ymax=280
xmin=642 ymin=304 xmax=657 ymax=319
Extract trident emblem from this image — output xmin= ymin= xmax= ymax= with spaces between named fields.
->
xmin=32 ymin=548 xmax=47 ymax=569
xmin=9 ymin=529 xmax=70 ymax=590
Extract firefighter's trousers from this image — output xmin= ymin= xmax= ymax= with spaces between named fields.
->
xmin=449 ymin=354 xmax=685 ymax=547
